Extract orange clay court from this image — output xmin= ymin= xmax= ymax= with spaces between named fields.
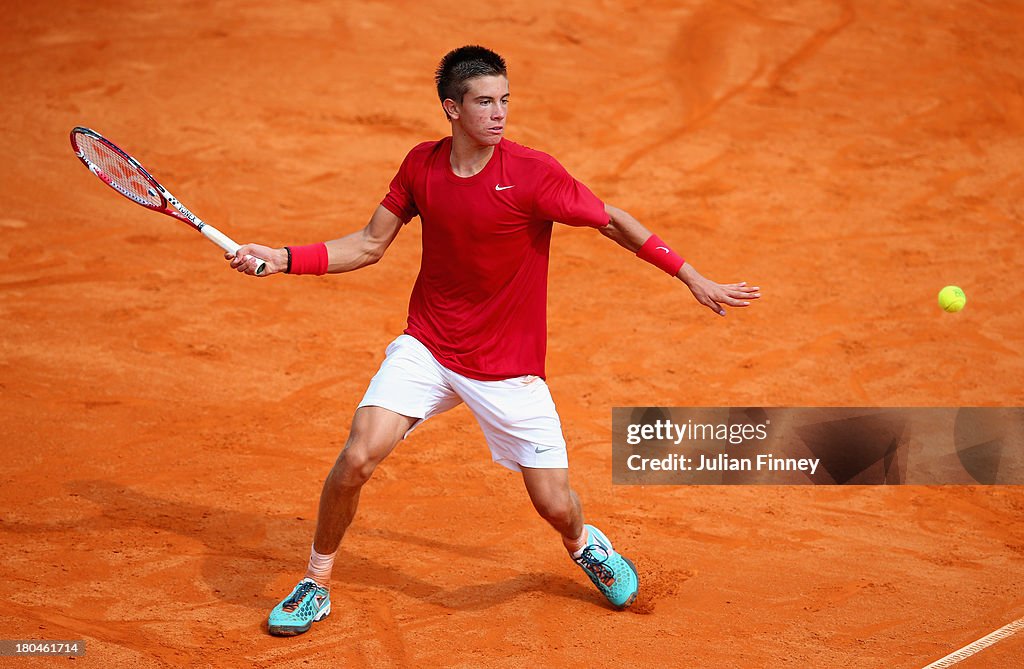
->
xmin=2 ymin=1 xmax=1024 ymax=667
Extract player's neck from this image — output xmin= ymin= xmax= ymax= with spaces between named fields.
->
xmin=448 ymin=131 xmax=497 ymax=178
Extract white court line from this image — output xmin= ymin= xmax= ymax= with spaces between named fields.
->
xmin=922 ymin=616 xmax=1024 ymax=668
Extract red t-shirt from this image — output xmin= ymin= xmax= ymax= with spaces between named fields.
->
xmin=380 ymin=137 xmax=608 ymax=380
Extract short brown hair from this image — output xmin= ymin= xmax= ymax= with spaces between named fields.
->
xmin=435 ymin=45 xmax=507 ymax=110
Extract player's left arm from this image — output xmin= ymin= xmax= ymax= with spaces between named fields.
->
xmin=600 ymin=203 xmax=760 ymax=317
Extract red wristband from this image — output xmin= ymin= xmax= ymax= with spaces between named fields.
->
xmin=637 ymin=234 xmax=685 ymax=276
xmin=287 ymin=242 xmax=329 ymax=275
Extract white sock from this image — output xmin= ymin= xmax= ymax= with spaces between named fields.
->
xmin=569 ymin=528 xmax=591 ymax=560
xmin=305 ymin=544 xmax=336 ymax=588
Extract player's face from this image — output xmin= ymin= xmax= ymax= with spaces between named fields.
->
xmin=453 ymin=75 xmax=509 ymax=146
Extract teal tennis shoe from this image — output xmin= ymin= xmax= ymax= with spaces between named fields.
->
xmin=573 ymin=524 xmax=639 ymax=609
xmin=268 ymin=578 xmax=331 ymax=636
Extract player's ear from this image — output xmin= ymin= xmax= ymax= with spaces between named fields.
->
xmin=442 ymin=98 xmax=460 ymax=121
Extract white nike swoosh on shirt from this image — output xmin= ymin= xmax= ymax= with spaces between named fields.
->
xmin=656 ymin=246 xmax=670 ymax=253
xmin=495 ymin=185 xmax=515 ymax=191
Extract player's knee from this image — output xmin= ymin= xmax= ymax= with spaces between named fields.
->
xmin=331 ymin=444 xmax=382 ymax=488
xmin=532 ymin=494 xmax=575 ymax=525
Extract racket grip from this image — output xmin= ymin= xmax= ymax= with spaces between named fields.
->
xmin=233 ymin=253 xmax=267 ymax=276
xmin=248 ymin=257 xmax=268 ymax=276
xmin=201 ymin=225 xmax=267 ymax=275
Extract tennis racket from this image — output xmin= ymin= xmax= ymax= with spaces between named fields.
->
xmin=70 ymin=126 xmax=267 ymax=275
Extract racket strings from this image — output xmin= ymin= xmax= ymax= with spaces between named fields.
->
xmin=75 ymin=133 xmax=162 ymax=208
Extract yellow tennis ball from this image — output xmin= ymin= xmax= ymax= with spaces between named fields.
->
xmin=938 ymin=285 xmax=966 ymax=313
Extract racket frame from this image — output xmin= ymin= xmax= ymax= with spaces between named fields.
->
xmin=70 ymin=126 xmax=266 ymax=275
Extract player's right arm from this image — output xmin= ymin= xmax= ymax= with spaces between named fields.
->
xmin=323 ymin=204 xmax=404 ymax=273
xmin=227 ymin=205 xmax=404 ymax=276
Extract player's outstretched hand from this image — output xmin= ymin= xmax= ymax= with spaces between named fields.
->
xmin=226 ymin=244 xmax=287 ymax=276
xmin=679 ymin=264 xmax=760 ymax=316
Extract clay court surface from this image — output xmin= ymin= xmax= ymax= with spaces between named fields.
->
xmin=3 ymin=1 xmax=1024 ymax=666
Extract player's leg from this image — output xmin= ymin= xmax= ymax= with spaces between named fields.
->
xmin=519 ymin=465 xmax=583 ymax=545
xmin=268 ymin=334 xmax=461 ymax=636
xmin=312 ymin=406 xmax=417 ymax=554
xmin=268 ymin=406 xmax=414 ymax=637
xmin=520 ymin=465 xmax=638 ymax=610
xmin=453 ymin=373 xmax=639 ymax=609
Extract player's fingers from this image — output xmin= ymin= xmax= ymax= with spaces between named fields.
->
xmin=718 ymin=283 xmax=759 ymax=298
xmin=241 ymin=254 xmax=261 ymax=275
xmin=703 ymin=297 xmax=726 ymax=316
xmin=247 ymin=255 xmax=271 ymax=277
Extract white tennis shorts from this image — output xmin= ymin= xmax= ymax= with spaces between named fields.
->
xmin=358 ymin=334 xmax=568 ymax=472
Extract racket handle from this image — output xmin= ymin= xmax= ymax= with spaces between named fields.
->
xmin=201 ymin=224 xmax=267 ymax=276
xmin=247 ymin=257 xmax=268 ymax=276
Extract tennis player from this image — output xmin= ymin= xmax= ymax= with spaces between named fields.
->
xmin=230 ymin=45 xmax=759 ymax=636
